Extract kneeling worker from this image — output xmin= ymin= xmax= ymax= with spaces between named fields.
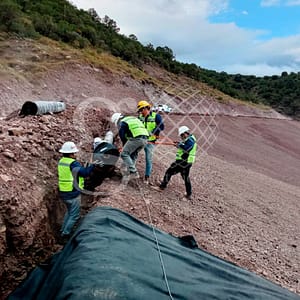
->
xmin=84 ymin=131 xmax=120 ymax=191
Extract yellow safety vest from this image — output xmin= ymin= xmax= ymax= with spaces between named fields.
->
xmin=176 ymin=135 xmax=197 ymax=163
xmin=58 ymin=157 xmax=84 ymax=192
xmin=139 ymin=112 xmax=157 ymax=141
xmin=122 ymin=116 xmax=149 ymax=138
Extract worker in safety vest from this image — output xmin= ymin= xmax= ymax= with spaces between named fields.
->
xmin=57 ymin=141 xmax=94 ymax=239
xmin=137 ymin=100 xmax=164 ymax=184
xmin=111 ymin=112 xmax=149 ymax=181
xmin=157 ymin=126 xmax=197 ymax=200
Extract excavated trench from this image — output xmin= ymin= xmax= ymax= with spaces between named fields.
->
xmin=1 ymin=183 xmax=99 ymax=298
xmin=0 ymin=190 xmax=61 ymax=298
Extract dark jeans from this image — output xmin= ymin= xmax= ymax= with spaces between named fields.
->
xmin=160 ymin=161 xmax=192 ymax=196
xmin=84 ymin=165 xmax=116 ymax=191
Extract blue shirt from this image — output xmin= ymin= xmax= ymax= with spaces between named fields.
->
xmin=118 ymin=121 xmax=130 ymax=145
xmin=59 ymin=160 xmax=94 ymax=200
xmin=177 ymin=135 xmax=195 ymax=161
xmin=146 ymin=112 xmax=164 ymax=136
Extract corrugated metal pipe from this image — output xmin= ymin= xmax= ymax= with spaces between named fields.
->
xmin=20 ymin=101 xmax=66 ymax=116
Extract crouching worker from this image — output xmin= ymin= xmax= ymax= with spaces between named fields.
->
xmin=158 ymin=126 xmax=197 ymax=200
xmin=84 ymin=131 xmax=120 ymax=191
xmin=58 ymin=141 xmax=94 ymax=238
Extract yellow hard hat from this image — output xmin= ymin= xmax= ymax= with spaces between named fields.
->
xmin=137 ymin=100 xmax=151 ymax=111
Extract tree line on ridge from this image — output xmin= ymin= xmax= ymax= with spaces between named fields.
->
xmin=0 ymin=0 xmax=299 ymax=118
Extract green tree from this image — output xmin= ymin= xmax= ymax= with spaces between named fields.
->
xmin=155 ymin=46 xmax=174 ymax=61
xmin=32 ymin=13 xmax=56 ymax=37
xmin=102 ymin=15 xmax=119 ymax=32
xmin=129 ymin=34 xmax=138 ymax=41
xmin=87 ymin=8 xmax=101 ymax=23
xmin=0 ymin=0 xmax=22 ymax=31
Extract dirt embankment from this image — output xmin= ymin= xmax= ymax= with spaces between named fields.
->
xmin=0 ymin=38 xmax=299 ymax=298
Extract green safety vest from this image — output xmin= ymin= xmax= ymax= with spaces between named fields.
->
xmin=122 ymin=116 xmax=149 ymax=139
xmin=139 ymin=112 xmax=157 ymax=141
xmin=58 ymin=157 xmax=84 ymax=192
xmin=176 ymin=135 xmax=197 ymax=163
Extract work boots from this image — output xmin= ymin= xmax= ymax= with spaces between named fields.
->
xmin=121 ymin=171 xmax=139 ymax=185
xmin=144 ymin=175 xmax=149 ymax=184
xmin=129 ymin=171 xmax=139 ymax=180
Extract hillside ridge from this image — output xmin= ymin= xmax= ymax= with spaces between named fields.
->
xmin=0 ymin=36 xmax=288 ymax=120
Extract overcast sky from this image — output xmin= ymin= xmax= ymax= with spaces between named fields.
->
xmin=71 ymin=0 xmax=300 ymax=76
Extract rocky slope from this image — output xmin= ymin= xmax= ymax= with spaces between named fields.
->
xmin=0 ymin=37 xmax=299 ymax=298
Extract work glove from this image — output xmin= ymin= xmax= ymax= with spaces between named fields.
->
xmin=93 ymin=160 xmax=105 ymax=167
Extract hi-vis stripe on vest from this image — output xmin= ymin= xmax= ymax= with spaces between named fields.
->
xmin=139 ymin=112 xmax=157 ymax=141
xmin=176 ymin=135 xmax=197 ymax=163
xmin=58 ymin=157 xmax=84 ymax=192
xmin=122 ymin=116 xmax=149 ymax=138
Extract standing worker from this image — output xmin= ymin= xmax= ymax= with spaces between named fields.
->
xmin=157 ymin=126 xmax=197 ymax=200
xmin=58 ymin=141 xmax=94 ymax=240
xmin=111 ymin=112 xmax=149 ymax=181
xmin=137 ymin=100 xmax=164 ymax=184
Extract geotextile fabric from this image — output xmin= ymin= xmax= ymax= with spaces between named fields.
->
xmin=8 ymin=207 xmax=300 ymax=300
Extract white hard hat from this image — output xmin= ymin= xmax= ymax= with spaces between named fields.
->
xmin=93 ymin=137 xmax=103 ymax=144
xmin=104 ymin=130 xmax=114 ymax=144
xmin=111 ymin=112 xmax=123 ymax=126
xmin=93 ymin=137 xmax=103 ymax=149
xmin=59 ymin=141 xmax=79 ymax=153
xmin=178 ymin=126 xmax=190 ymax=136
